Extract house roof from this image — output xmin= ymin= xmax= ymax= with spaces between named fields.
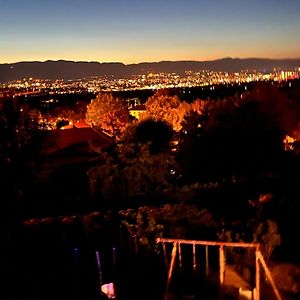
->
xmin=38 ymin=127 xmax=113 ymax=180
xmin=43 ymin=127 xmax=112 ymax=155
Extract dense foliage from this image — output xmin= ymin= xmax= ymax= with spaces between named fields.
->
xmin=0 ymin=98 xmax=42 ymax=212
xmin=88 ymin=119 xmax=176 ymax=203
xmin=141 ymin=89 xmax=204 ymax=131
xmin=86 ymin=92 xmax=130 ymax=138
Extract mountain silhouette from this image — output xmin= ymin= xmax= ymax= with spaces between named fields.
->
xmin=1 ymin=58 xmax=299 ymax=82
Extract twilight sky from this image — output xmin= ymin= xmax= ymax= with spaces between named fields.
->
xmin=1 ymin=0 xmax=300 ymax=64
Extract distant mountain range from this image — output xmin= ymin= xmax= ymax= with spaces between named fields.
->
xmin=1 ymin=58 xmax=300 ymax=82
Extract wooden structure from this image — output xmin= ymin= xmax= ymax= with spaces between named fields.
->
xmin=156 ymin=238 xmax=282 ymax=300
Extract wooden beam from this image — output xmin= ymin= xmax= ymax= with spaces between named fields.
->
xmin=164 ymin=242 xmax=178 ymax=300
xmin=255 ymin=249 xmax=260 ymax=300
xmin=163 ymin=242 xmax=168 ymax=268
xmin=219 ymin=245 xmax=225 ymax=300
xmin=205 ymin=245 xmax=209 ymax=277
xmin=157 ymin=238 xmax=259 ymax=248
xmin=193 ymin=243 xmax=196 ymax=273
xmin=257 ymin=251 xmax=282 ymax=300
xmin=178 ymin=243 xmax=182 ymax=271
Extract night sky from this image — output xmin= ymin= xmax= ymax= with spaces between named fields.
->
xmin=1 ymin=0 xmax=300 ymax=63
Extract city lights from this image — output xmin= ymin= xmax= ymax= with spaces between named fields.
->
xmin=1 ymin=68 xmax=299 ymax=94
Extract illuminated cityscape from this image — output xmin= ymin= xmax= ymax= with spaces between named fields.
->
xmin=1 ymin=68 xmax=299 ymax=95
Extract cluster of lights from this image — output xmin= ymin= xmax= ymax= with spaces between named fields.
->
xmin=1 ymin=69 xmax=299 ymax=94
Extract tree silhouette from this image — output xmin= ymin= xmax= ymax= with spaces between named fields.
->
xmin=88 ymin=118 xmax=176 ymax=204
xmin=132 ymin=118 xmax=173 ymax=153
xmin=0 ymin=96 xmax=43 ymax=300
xmin=0 ymin=98 xmax=42 ymax=200
xmin=178 ymin=82 xmax=297 ymax=183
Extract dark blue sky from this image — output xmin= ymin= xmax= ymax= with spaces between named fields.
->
xmin=1 ymin=0 xmax=300 ymax=63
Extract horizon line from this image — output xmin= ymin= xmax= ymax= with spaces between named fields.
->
xmin=1 ymin=56 xmax=300 ymax=65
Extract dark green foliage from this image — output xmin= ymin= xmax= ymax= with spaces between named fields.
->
xmin=135 ymin=118 xmax=174 ymax=153
xmin=218 ymin=217 xmax=281 ymax=267
xmin=178 ymin=82 xmax=296 ymax=184
xmin=119 ymin=204 xmax=216 ymax=254
xmin=88 ymin=118 xmax=176 ymax=205
xmin=0 ymin=97 xmax=42 ymax=209
xmin=1 ymin=97 xmax=44 ymax=300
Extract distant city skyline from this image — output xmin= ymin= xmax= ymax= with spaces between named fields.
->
xmin=1 ymin=0 xmax=300 ymax=64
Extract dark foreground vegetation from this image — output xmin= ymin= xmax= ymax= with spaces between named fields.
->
xmin=2 ymin=80 xmax=300 ymax=299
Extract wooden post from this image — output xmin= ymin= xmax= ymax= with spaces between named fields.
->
xmin=95 ymin=250 xmax=103 ymax=294
xmin=256 ymin=251 xmax=282 ymax=300
xmin=255 ymin=248 xmax=260 ymax=300
xmin=193 ymin=243 xmax=196 ymax=273
xmin=178 ymin=243 xmax=182 ymax=271
xmin=163 ymin=242 xmax=169 ymax=267
xmin=74 ymin=248 xmax=79 ymax=297
xmin=165 ymin=242 xmax=178 ymax=300
xmin=205 ymin=245 xmax=209 ymax=276
xmin=112 ymin=247 xmax=117 ymax=298
xmin=219 ymin=245 xmax=225 ymax=300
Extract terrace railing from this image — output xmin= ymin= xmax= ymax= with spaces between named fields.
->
xmin=156 ymin=238 xmax=282 ymax=300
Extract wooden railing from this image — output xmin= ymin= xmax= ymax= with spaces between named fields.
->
xmin=156 ymin=238 xmax=282 ymax=300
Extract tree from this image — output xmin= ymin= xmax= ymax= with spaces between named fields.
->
xmin=130 ymin=118 xmax=174 ymax=153
xmin=0 ymin=98 xmax=42 ymax=196
xmin=88 ymin=118 xmax=176 ymax=204
xmin=119 ymin=205 xmax=216 ymax=253
xmin=141 ymin=90 xmax=190 ymax=131
xmin=50 ymin=103 xmax=87 ymax=122
xmin=178 ymin=82 xmax=298 ymax=183
xmin=190 ymin=98 xmax=207 ymax=115
xmin=0 ymin=96 xmax=43 ymax=300
xmin=86 ymin=93 xmax=130 ymax=138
